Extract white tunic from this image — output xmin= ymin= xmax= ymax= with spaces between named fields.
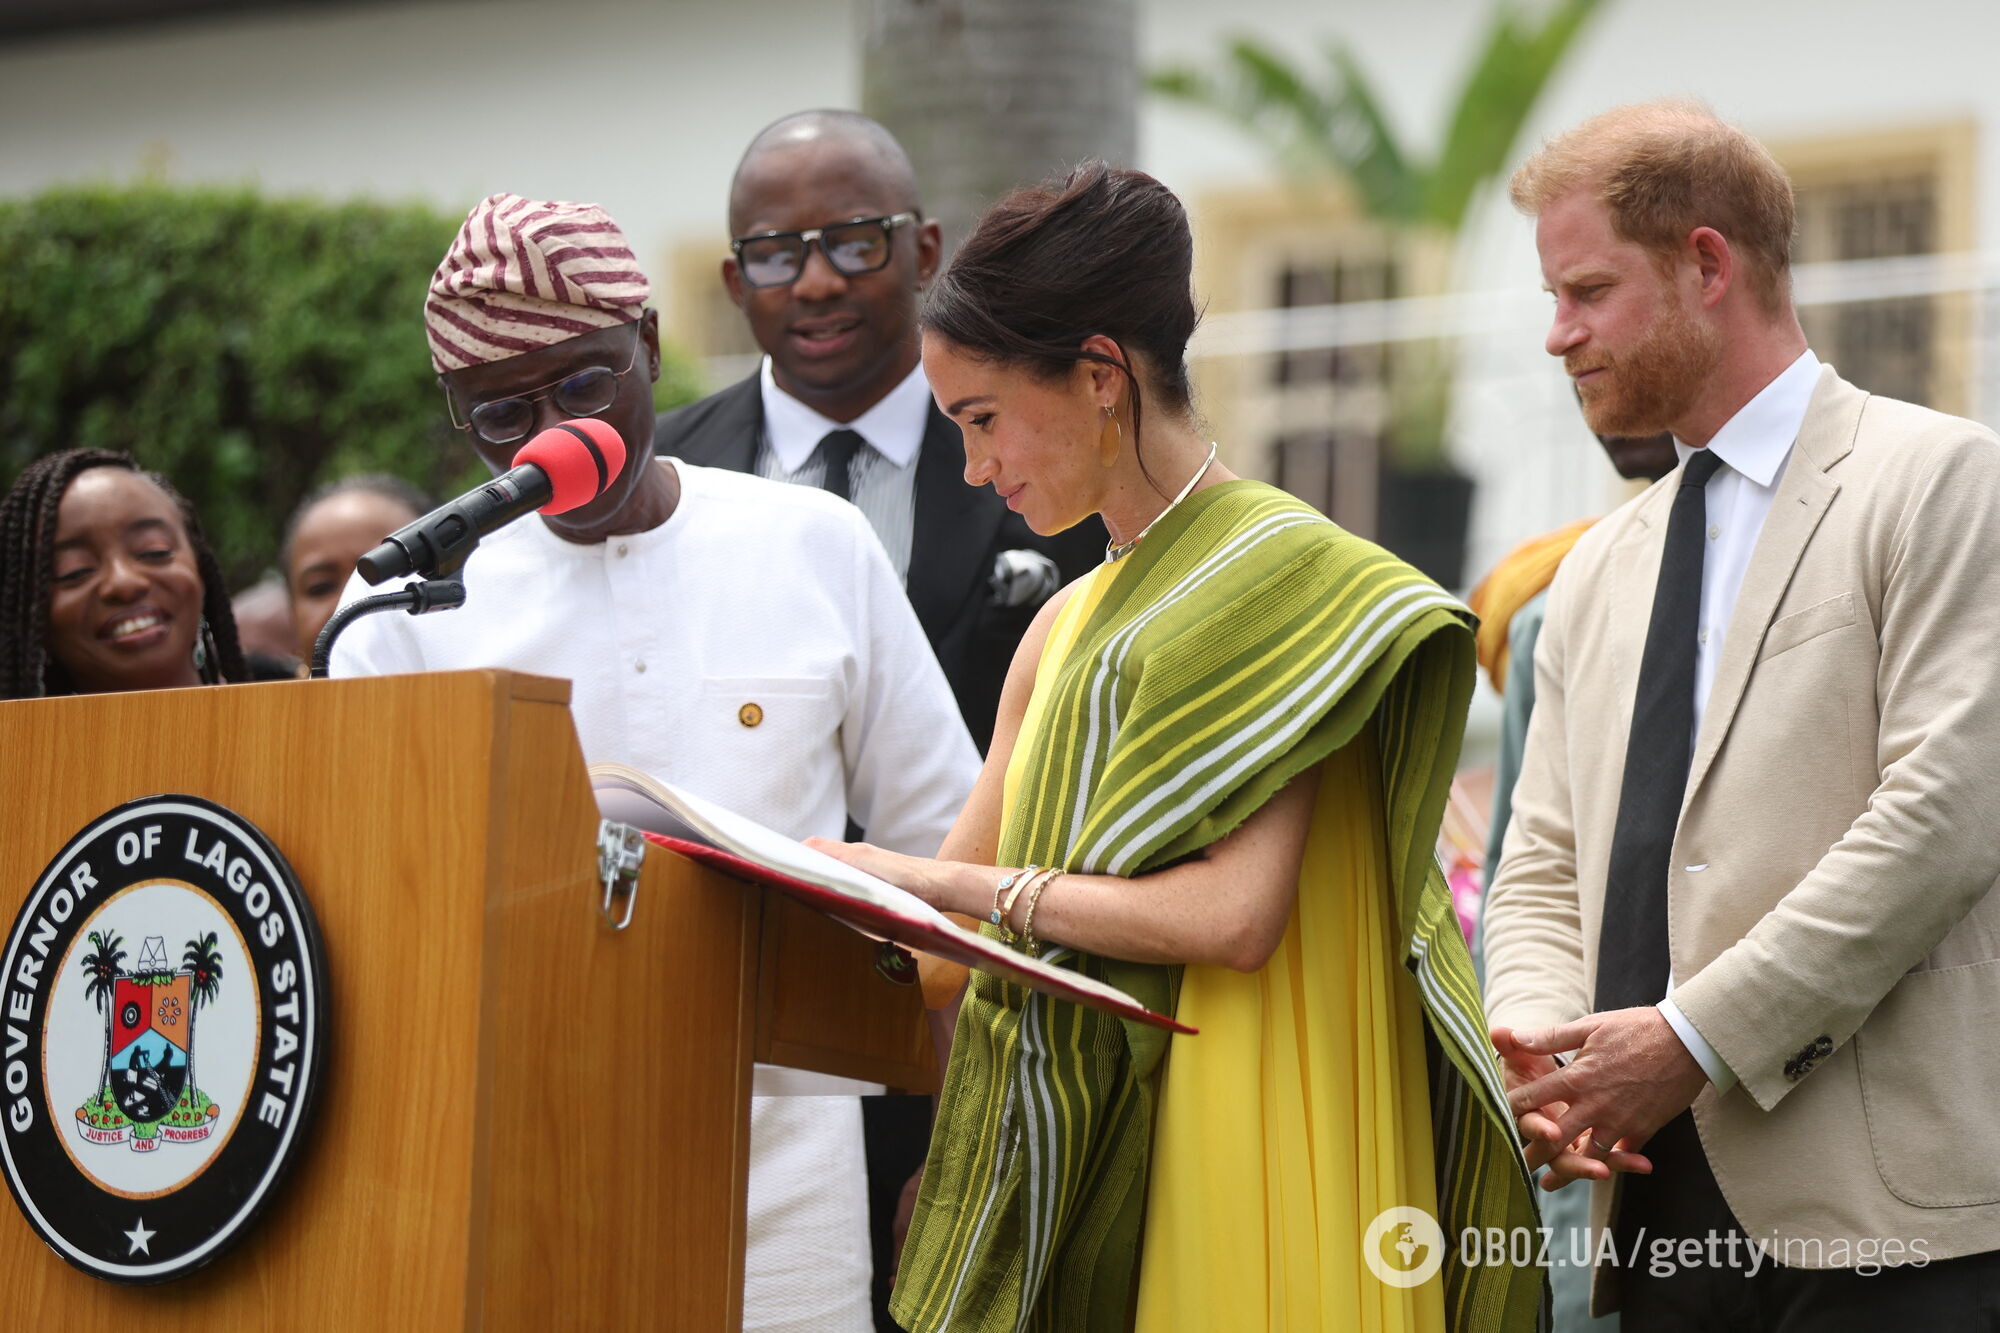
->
xmin=331 ymin=460 xmax=977 ymax=1332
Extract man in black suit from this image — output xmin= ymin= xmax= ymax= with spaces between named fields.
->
xmin=657 ymin=109 xmax=1103 ymax=756
xmin=658 ymin=109 xmax=1104 ymax=1332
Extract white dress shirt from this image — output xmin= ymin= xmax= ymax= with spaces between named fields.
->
xmin=1656 ymin=348 xmax=1821 ymax=1093
xmin=756 ymin=357 xmax=931 ymax=582
xmin=331 ymin=459 xmax=979 ymax=1333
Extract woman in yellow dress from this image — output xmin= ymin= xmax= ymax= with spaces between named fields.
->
xmin=815 ymin=162 xmax=1541 ymax=1332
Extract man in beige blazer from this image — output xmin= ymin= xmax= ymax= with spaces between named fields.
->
xmin=1484 ymin=101 xmax=2000 ymax=1328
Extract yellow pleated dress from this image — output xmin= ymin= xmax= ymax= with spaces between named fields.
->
xmin=1006 ymin=560 xmax=1448 ymax=1332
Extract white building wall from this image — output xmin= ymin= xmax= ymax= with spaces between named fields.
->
xmin=0 ymin=0 xmax=857 ymax=306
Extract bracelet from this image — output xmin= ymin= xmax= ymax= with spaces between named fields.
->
xmin=998 ymin=876 xmax=1032 ymax=943
xmin=1020 ymin=869 xmax=1064 ymax=955
xmin=1003 ymin=866 xmax=1057 ymax=935
xmin=991 ymin=866 xmax=1036 ymax=943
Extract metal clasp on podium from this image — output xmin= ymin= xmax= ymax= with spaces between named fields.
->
xmin=596 ymin=820 xmax=645 ymax=930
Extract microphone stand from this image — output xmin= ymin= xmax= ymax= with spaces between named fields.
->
xmin=309 ymin=579 xmax=466 ymax=679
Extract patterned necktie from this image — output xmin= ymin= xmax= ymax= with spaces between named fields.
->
xmin=816 ymin=429 xmax=865 ymax=503
xmin=1595 ymin=447 xmax=1725 ymax=1014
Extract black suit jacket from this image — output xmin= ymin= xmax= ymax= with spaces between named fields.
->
xmin=656 ymin=374 xmax=1105 ymax=752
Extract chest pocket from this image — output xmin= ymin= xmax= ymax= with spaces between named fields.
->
xmin=1745 ymin=590 xmax=1873 ymax=810
xmin=1756 ymin=591 xmax=1858 ymax=663
xmin=691 ymin=676 xmax=844 ymax=818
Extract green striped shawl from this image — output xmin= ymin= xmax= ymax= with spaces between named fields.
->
xmin=891 ymin=482 xmax=1545 ymax=1333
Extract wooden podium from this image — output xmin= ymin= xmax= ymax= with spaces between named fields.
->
xmin=0 ymin=670 xmax=936 ymax=1328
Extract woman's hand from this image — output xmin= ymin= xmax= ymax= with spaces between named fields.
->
xmin=808 ymin=761 xmax=1321 ymax=971
xmin=805 ymin=837 xmax=955 ymax=912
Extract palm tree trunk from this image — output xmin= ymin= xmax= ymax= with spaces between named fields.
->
xmin=861 ymin=0 xmax=1139 ymax=257
xmin=96 ymin=1002 xmax=110 ymax=1103
xmin=183 ymin=1003 xmax=198 ymax=1114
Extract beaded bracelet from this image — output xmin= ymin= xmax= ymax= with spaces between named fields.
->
xmin=1020 ymin=869 xmax=1064 ymax=956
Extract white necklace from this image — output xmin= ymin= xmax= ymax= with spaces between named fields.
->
xmin=1104 ymin=442 xmax=1219 ymax=563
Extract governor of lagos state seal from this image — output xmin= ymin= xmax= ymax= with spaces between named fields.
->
xmin=0 ymin=795 xmax=327 ymax=1282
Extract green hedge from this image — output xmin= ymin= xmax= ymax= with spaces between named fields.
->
xmin=0 ymin=184 xmax=705 ymax=587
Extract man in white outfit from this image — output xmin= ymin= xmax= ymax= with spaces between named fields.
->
xmin=332 ymin=193 xmax=978 ymax=1332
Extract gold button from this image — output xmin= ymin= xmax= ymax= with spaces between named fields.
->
xmin=738 ymin=702 xmax=763 ymax=728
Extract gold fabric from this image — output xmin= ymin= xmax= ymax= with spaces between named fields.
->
xmin=1135 ymin=727 xmax=1447 ymax=1331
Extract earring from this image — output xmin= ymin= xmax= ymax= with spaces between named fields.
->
xmin=1098 ymin=405 xmax=1122 ymax=468
xmin=192 ymin=615 xmax=211 ymax=677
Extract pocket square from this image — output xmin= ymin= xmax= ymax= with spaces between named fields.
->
xmin=989 ymin=549 xmax=1061 ymax=609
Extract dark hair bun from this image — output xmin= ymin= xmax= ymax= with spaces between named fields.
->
xmin=923 ymin=161 xmax=1198 ymax=440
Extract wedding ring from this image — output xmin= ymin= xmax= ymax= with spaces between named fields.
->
xmin=1590 ymin=1137 xmax=1617 ymax=1155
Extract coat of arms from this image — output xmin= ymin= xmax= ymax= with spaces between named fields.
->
xmin=3 ymin=795 xmax=326 ymax=1282
xmin=74 ymin=932 xmax=225 ymax=1151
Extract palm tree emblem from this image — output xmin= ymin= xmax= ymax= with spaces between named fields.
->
xmin=79 ymin=929 xmax=126 ymax=1101
xmin=181 ymin=932 xmax=224 ymax=1113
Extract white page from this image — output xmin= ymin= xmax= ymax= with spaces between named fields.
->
xmin=651 ymin=781 xmax=956 ymax=927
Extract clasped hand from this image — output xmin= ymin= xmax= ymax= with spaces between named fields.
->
xmin=1489 ymin=1006 xmax=1707 ymax=1192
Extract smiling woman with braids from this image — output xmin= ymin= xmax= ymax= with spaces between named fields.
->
xmin=810 ymin=162 xmax=1543 ymax=1332
xmin=0 ymin=449 xmax=246 ymax=700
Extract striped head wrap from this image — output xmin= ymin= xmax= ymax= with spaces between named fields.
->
xmin=425 ymin=193 xmax=649 ymax=372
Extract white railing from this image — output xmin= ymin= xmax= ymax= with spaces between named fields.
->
xmin=1182 ymin=251 xmax=1998 ymax=590
xmin=1187 ymin=251 xmax=2000 ymax=359
xmin=699 ymin=252 xmax=2000 ymax=401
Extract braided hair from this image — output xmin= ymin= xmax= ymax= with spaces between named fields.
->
xmin=0 ymin=449 xmax=248 ymax=700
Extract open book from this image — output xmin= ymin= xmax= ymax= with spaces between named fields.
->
xmin=589 ymin=762 xmax=1192 ymax=1034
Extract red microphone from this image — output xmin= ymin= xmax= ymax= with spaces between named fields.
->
xmin=355 ymin=418 xmax=630 ymax=583
xmin=511 ymin=418 xmax=628 ymax=514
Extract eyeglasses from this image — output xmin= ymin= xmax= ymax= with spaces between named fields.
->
xmin=445 ymin=322 xmax=644 ymax=446
xmin=731 ymin=212 xmax=920 ymax=289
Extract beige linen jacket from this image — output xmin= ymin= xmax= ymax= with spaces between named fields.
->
xmin=1484 ymin=367 xmax=2000 ymax=1298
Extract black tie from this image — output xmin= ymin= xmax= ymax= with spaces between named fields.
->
xmin=816 ymin=429 xmax=865 ymax=503
xmin=1596 ymin=447 xmax=1725 ymax=1014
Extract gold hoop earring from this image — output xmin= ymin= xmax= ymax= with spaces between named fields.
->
xmin=1098 ymin=405 xmax=1122 ymax=468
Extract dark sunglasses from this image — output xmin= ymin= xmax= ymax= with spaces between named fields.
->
xmin=731 ymin=212 xmax=920 ymax=289
xmin=445 ymin=322 xmax=644 ymax=447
